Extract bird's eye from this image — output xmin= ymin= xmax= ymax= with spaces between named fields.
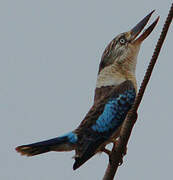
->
xmin=119 ymin=37 xmax=126 ymax=45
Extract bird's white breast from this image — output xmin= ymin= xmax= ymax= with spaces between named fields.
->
xmin=96 ymin=65 xmax=126 ymax=88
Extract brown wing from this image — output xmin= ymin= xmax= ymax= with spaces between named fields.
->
xmin=73 ymin=80 xmax=136 ymax=170
xmin=76 ymin=80 xmax=135 ymax=133
xmin=94 ymin=85 xmax=115 ymax=104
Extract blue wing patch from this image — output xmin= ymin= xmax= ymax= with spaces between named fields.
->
xmin=91 ymin=89 xmax=136 ymax=133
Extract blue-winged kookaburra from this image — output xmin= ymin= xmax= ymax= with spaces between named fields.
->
xmin=16 ymin=11 xmax=159 ymax=170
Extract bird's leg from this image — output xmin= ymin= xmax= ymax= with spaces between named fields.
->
xmin=101 ymin=147 xmax=111 ymax=156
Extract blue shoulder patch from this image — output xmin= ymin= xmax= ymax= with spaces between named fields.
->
xmin=92 ymin=89 xmax=136 ymax=133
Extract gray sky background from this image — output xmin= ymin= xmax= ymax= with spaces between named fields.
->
xmin=1 ymin=1 xmax=172 ymax=180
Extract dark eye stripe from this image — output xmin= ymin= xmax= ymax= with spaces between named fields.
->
xmin=98 ymin=34 xmax=127 ymax=73
xmin=98 ymin=38 xmax=117 ymax=73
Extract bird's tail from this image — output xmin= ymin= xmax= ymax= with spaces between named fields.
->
xmin=73 ymin=136 xmax=104 ymax=170
xmin=15 ymin=132 xmax=78 ymax=156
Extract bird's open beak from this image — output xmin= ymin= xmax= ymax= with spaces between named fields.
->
xmin=130 ymin=10 xmax=159 ymax=44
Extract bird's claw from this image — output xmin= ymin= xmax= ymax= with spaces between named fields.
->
xmin=109 ymin=140 xmax=127 ymax=166
xmin=118 ymin=145 xmax=127 ymax=166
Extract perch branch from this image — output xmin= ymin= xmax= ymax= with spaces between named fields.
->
xmin=103 ymin=3 xmax=173 ymax=180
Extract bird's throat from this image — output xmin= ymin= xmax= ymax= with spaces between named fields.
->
xmin=96 ymin=64 xmax=137 ymax=91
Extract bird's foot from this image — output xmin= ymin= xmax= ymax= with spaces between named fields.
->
xmin=109 ymin=139 xmax=127 ymax=166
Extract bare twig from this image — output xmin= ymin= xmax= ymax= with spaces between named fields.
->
xmin=103 ymin=3 xmax=173 ymax=180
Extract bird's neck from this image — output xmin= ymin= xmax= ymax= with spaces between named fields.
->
xmin=96 ymin=64 xmax=137 ymax=91
xmin=94 ymin=65 xmax=137 ymax=103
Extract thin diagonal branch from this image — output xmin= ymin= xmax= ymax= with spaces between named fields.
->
xmin=103 ymin=3 xmax=173 ymax=180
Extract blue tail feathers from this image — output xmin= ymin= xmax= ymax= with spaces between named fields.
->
xmin=62 ymin=132 xmax=78 ymax=144
xmin=16 ymin=132 xmax=78 ymax=156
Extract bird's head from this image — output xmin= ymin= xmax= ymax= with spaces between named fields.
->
xmin=97 ymin=11 xmax=159 ymax=88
